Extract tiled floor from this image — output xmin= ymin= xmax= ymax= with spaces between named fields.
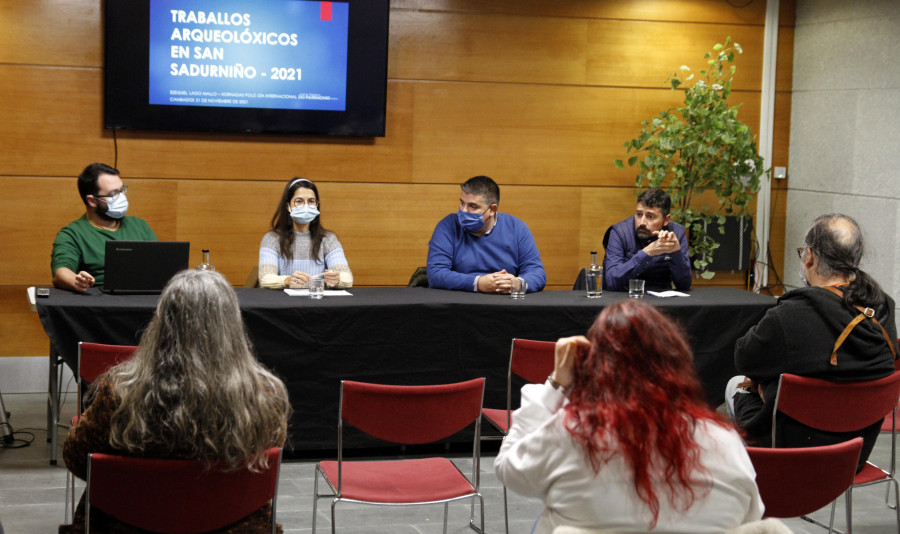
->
xmin=1 ymin=392 xmax=898 ymax=533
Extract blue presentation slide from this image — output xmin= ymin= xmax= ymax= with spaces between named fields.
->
xmin=148 ymin=0 xmax=349 ymax=111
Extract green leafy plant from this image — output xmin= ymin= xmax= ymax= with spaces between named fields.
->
xmin=615 ymin=37 xmax=765 ymax=278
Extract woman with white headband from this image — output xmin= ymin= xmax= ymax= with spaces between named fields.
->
xmin=258 ymin=177 xmax=353 ymax=289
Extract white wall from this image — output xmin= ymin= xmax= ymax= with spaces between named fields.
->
xmin=787 ymin=0 xmax=900 ymax=329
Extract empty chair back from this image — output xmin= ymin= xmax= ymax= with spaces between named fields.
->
xmin=340 ymin=378 xmax=484 ymax=445
xmin=746 ymin=438 xmax=862 ymax=518
xmin=484 ymin=338 xmax=556 ymax=435
xmin=509 ymin=339 xmax=556 ymax=385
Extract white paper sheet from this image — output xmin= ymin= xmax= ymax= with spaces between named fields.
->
xmin=283 ymin=289 xmax=353 ymax=297
xmin=646 ymin=290 xmax=690 ymax=298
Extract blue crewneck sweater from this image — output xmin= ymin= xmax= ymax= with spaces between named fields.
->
xmin=427 ymin=213 xmax=546 ymax=292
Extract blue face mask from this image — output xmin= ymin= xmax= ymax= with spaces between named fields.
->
xmin=102 ymin=193 xmax=129 ymax=219
xmin=291 ymin=205 xmax=319 ymax=225
xmin=457 ymin=209 xmax=487 ymax=233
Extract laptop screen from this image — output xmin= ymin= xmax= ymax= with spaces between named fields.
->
xmin=102 ymin=241 xmax=190 ymax=294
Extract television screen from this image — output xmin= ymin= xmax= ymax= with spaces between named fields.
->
xmin=105 ymin=0 xmax=389 ymax=136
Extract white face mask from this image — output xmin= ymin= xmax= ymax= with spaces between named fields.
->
xmin=102 ymin=193 xmax=129 ymax=219
xmin=290 ymin=205 xmax=319 ymax=225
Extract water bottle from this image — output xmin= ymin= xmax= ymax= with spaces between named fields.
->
xmin=197 ymin=249 xmax=216 ymax=271
xmin=586 ymin=251 xmax=602 ymax=298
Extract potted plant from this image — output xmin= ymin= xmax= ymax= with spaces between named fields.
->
xmin=614 ymin=37 xmax=766 ymax=278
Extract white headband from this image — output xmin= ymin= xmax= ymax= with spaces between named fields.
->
xmin=290 ymin=178 xmax=313 ymax=188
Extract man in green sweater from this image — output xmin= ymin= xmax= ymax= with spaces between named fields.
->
xmin=51 ymin=163 xmax=157 ymax=292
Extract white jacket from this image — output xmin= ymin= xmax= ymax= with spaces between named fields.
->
xmin=494 ymin=382 xmax=763 ymax=534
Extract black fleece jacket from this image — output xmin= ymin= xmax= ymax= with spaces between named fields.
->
xmin=733 ymin=285 xmax=897 ymax=467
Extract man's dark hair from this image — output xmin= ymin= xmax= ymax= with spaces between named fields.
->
xmin=636 ymin=188 xmax=671 ymax=216
xmin=77 ymin=163 xmax=120 ymax=206
xmin=461 ymin=175 xmax=500 ymax=207
xmin=804 ymin=213 xmax=883 ymax=309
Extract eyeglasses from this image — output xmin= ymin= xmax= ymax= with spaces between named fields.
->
xmin=290 ymin=198 xmax=318 ymax=208
xmin=94 ymin=185 xmax=128 ymax=199
xmin=796 ymin=246 xmax=808 ymax=260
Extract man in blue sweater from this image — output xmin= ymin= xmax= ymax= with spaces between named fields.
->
xmin=603 ymin=188 xmax=692 ymax=292
xmin=427 ymin=176 xmax=546 ymax=293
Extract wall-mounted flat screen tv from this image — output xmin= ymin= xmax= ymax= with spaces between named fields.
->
xmin=105 ymin=0 xmax=389 ymax=136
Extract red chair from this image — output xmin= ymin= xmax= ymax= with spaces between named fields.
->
xmin=772 ymin=372 xmax=900 ymax=532
xmin=76 ymin=342 xmax=138 ymax=413
xmin=880 ymin=355 xmax=900 ymax=432
xmin=66 ymin=342 xmax=138 ymax=522
xmin=482 ymin=339 xmax=556 ymax=435
xmin=883 ymin=355 xmax=900 ymax=510
xmin=85 ymin=447 xmax=282 ymax=533
xmin=480 ymin=338 xmax=555 ymax=533
xmin=746 ymin=438 xmax=862 ymax=521
xmin=312 ymin=378 xmax=486 ymax=534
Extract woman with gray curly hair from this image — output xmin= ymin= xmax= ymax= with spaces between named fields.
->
xmin=60 ymin=269 xmax=292 ymax=534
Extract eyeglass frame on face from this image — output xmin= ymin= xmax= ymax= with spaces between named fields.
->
xmin=289 ymin=197 xmax=318 ymax=208
xmin=92 ymin=185 xmax=128 ymax=199
xmin=796 ymin=246 xmax=810 ymax=260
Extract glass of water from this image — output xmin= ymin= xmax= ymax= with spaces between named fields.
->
xmin=628 ymin=279 xmax=645 ymax=298
xmin=309 ymin=277 xmax=325 ymax=299
xmin=510 ymin=277 xmax=527 ymax=299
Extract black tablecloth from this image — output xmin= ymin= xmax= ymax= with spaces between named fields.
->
xmin=37 ymin=286 xmax=775 ymax=452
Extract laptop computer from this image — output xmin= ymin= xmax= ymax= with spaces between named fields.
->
xmin=101 ymin=241 xmax=190 ymax=294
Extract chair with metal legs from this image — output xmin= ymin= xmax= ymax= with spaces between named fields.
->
xmin=479 ymin=338 xmax=556 ymax=534
xmin=48 ymin=343 xmax=66 ymax=465
xmin=747 ymin=438 xmax=863 ymax=524
xmin=771 ymin=372 xmax=900 ymax=533
xmin=312 ymin=378 xmax=486 ymax=534
xmin=65 ymin=342 xmax=138 ymax=523
xmin=883 ymin=354 xmax=900 ymax=509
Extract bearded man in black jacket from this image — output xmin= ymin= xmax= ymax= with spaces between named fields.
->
xmin=725 ymin=213 xmax=897 ymax=469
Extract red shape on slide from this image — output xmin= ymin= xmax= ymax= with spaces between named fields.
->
xmin=321 ymin=2 xmax=332 ymax=21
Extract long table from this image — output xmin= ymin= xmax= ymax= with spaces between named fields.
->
xmin=37 ymin=286 xmax=775 ymax=455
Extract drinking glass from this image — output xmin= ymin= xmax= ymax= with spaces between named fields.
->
xmin=309 ymin=277 xmax=325 ymax=299
xmin=628 ymin=279 xmax=645 ymax=298
xmin=510 ymin=277 xmax=527 ymax=299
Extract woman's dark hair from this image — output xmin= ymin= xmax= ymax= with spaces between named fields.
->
xmin=270 ymin=177 xmax=329 ymax=261
xmin=804 ymin=213 xmax=883 ymax=309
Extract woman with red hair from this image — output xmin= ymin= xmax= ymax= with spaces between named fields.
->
xmin=494 ymin=300 xmax=762 ymax=533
